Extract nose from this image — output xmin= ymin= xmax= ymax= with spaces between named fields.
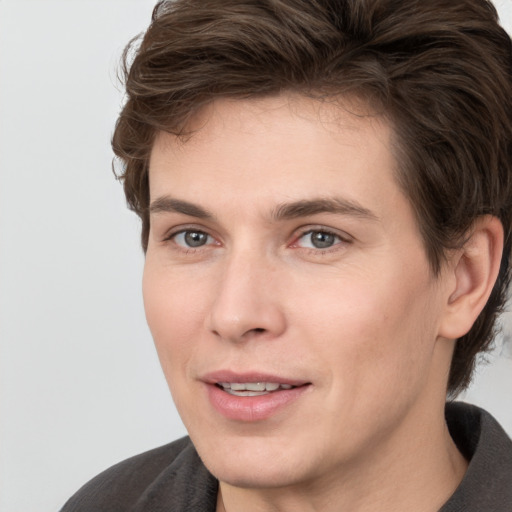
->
xmin=206 ymin=251 xmax=287 ymax=343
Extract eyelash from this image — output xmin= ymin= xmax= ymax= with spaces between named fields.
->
xmin=164 ymin=227 xmax=217 ymax=253
xmin=163 ymin=226 xmax=352 ymax=255
xmin=291 ymin=228 xmax=351 ymax=254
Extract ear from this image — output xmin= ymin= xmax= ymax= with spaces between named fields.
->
xmin=438 ymin=216 xmax=504 ymax=340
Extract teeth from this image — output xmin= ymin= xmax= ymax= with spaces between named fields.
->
xmin=226 ymin=390 xmax=268 ymax=396
xmin=218 ymin=382 xmax=295 ymax=394
xmin=231 ymin=382 xmax=265 ymax=391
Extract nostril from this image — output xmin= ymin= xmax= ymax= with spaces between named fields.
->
xmin=252 ymin=328 xmax=266 ymax=334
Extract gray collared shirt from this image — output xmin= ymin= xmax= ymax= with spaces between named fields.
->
xmin=61 ymin=402 xmax=512 ymax=511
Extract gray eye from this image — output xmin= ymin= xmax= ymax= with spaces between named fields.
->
xmin=174 ymin=230 xmax=211 ymax=248
xmin=297 ymin=230 xmax=340 ymax=249
xmin=310 ymin=231 xmax=336 ymax=248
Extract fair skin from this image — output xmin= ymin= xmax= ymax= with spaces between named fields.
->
xmin=143 ymin=95 xmax=502 ymax=512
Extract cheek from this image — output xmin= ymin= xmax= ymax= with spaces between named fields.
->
xmin=142 ymin=263 xmax=206 ymax=373
xmin=297 ymin=267 xmax=439 ymax=394
xmin=142 ymin=266 xmax=210 ymax=433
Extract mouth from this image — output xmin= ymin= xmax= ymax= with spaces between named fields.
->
xmin=203 ymin=372 xmax=311 ymax=421
xmin=215 ymin=381 xmax=296 ymax=396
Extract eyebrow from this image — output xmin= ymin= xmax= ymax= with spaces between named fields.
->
xmin=149 ymin=195 xmax=378 ymax=222
xmin=149 ymin=197 xmax=214 ymax=219
xmin=271 ymin=198 xmax=378 ymax=222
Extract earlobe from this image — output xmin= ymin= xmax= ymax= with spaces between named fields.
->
xmin=439 ymin=216 xmax=504 ymax=340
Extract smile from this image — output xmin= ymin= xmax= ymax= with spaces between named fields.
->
xmin=216 ymin=382 xmax=294 ymax=396
xmin=205 ymin=375 xmax=311 ymax=421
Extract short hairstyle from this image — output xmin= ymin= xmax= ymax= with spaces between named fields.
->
xmin=112 ymin=0 xmax=512 ymax=396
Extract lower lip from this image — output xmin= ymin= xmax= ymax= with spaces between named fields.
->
xmin=206 ymin=384 xmax=310 ymax=422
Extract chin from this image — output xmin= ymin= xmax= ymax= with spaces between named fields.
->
xmin=194 ymin=434 xmax=312 ymax=489
xmin=207 ymin=459 xmax=305 ymax=490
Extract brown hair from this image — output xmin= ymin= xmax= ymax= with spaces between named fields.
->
xmin=112 ymin=0 xmax=512 ymax=395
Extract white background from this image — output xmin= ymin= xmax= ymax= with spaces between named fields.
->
xmin=0 ymin=1 xmax=511 ymax=511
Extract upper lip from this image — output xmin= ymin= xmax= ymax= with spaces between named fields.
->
xmin=201 ymin=370 xmax=310 ymax=387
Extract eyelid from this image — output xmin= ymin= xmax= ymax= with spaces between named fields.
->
xmin=163 ymin=225 xmax=221 ymax=248
xmin=163 ymin=223 xmax=211 ymax=239
xmin=160 ymin=223 xmax=352 ymax=253
xmin=290 ymin=225 xmax=353 ymax=246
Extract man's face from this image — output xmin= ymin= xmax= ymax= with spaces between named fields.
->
xmin=144 ymin=95 xmax=454 ymax=489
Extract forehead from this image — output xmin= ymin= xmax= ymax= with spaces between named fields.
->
xmin=148 ymin=95 xmax=400 ymax=208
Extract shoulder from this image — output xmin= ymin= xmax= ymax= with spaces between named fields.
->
xmin=60 ymin=436 xmax=218 ymax=512
xmin=442 ymin=402 xmax=512 ymax=511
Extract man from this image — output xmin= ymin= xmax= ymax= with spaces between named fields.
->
xmin=61 ymin=0 xmax=512 ymax=510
